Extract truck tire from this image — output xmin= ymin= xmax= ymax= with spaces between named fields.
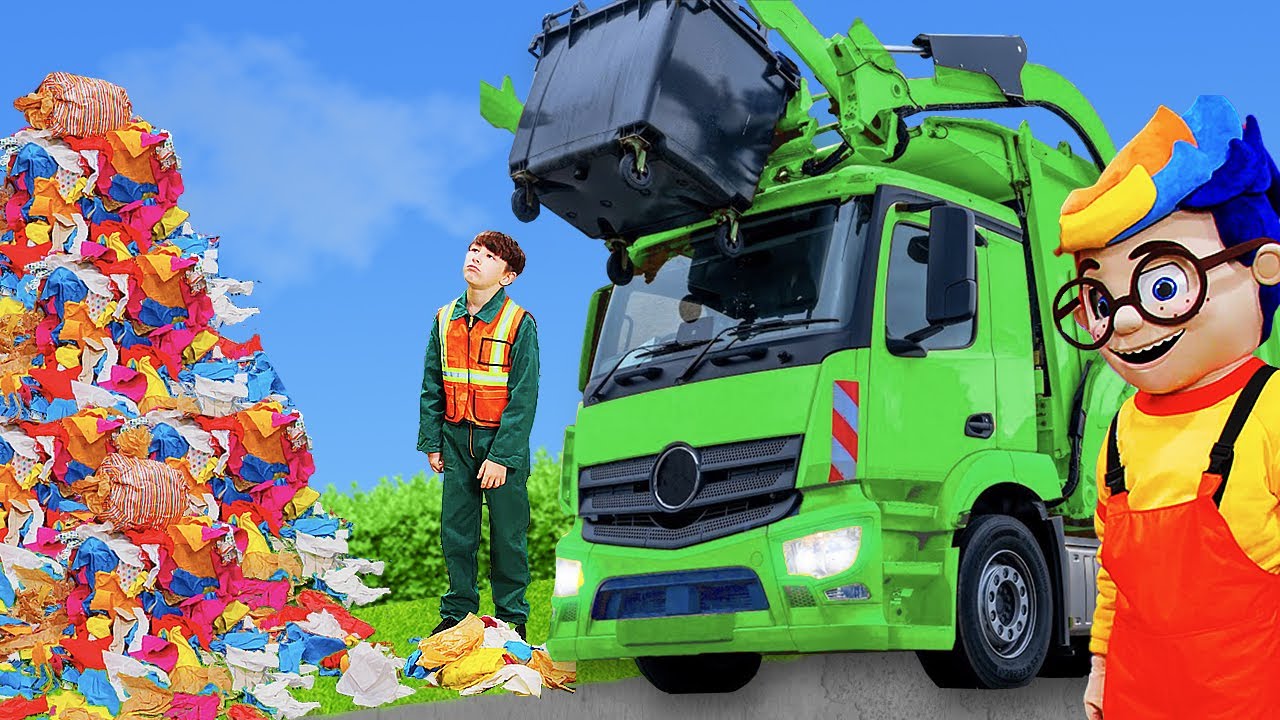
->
xmin=916 ymin=514 xmax=1053 ymax=689
xmin=635 ymin=652 xmax=761 ymax=694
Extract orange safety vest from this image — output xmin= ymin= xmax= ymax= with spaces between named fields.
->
xmin=436 ymin=295 xmax=527 ymax=428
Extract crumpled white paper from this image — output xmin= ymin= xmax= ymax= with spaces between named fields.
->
xmin=194 ymin=373 xmax=249 ymax=404
xmin=102 ymin=650 xmax=171 ymax=702
xmin=207 ymin=277 xmax=260 ymax=327
xmin=296 ymin=530 xmax=349 ymax=577
xmin=225 ymin=643 xmax=281 ymax=691
xmin=16 ymin=499 xmax=45 ymax=546
xmin=482 ymin=623 xmax=523 ymax=649
xmin=296 ymin=610 xmax=348 ymax=640
xmin=459 ymin=664 xmax=544 ymax=697
xmin=320 ymin=558 xmax=391 ymax=607
xmin=109 ymin=607 xmax=151 ymax=655
xmin=0 ymin=536 xmax=65 ymax=587
xmin=335 ymin=642 xmax=415 ymax=707
xmin=250 ymin=676 xmax=321 ymax=720
xmin=71 ymin=380 xmax=138 ymax=414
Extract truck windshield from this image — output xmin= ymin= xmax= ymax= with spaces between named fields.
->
xmin=589 ymin=197 xmax=870 ymax=396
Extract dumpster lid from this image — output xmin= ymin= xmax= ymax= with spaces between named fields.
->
xmin=529 ymin=0 xmax=788 ymax=75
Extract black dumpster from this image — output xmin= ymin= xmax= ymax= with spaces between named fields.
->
xmin=508 ymin=0 xmax=800 ymax=244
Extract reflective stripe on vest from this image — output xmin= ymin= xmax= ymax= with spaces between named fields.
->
xmin=436 ymin=296 xmax=526 ymax=427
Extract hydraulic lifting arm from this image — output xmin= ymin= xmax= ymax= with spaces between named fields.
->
xmin=743 ymin=0 xmax=1116 ymax=170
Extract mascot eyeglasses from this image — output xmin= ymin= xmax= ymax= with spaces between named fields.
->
xmin=1053 ymin=236 xmax=1274 ymax=350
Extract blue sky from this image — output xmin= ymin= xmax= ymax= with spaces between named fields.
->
xmin=3 ymin=1 xmax=1277 ymax=494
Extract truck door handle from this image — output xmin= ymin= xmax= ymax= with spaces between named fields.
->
xmin=965 ymin=413 xmax=994 ymax=439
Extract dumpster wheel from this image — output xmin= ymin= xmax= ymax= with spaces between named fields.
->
xmin=619 ymin=151 xmax=653 ymax=190
xmin=606 ymin=244 xmax=635 ymax=286
xmin=714 ymin=216 xmax=743 ymax=258
xmin=511 ymin=183 xmax=540 ymax=223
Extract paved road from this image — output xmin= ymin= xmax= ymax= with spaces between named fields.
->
xmin=331 ymin=651 xmax=1090 ymax=720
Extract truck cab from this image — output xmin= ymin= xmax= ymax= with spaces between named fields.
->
xmin=481 ymin=0 xmax=1150 ymax=694
xmin=552 ymin=159 xmax=1114 ymax=692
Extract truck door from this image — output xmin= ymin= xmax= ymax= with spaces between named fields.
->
xmin=981 ymin=226 xmax=1038 ymax=453
xmin=861 ymin=198 xmax=998 ymax=489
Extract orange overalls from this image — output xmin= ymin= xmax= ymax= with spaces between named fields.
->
xmin=1101 ymin=363 xmax=1280 ymax=719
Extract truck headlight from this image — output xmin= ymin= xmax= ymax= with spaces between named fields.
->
xmin=554 ymin=558 xmax=584 ymax=598
xmin=783 ymin=527 xmax=862 ymax=579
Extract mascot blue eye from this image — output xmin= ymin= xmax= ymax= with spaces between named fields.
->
xmin=1092 ymin=293 xmax=1110 ymax=318
xmin=1152 ymin=277 xmax=1177 ymax=301
xmin=1138 ymin=264 xmax=1190 ymax=308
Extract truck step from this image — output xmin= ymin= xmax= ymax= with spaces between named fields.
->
xmin=879 ymin=501 xmax=937 ymax=528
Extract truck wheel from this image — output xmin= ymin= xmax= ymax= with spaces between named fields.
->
xmin=635 ymin=653 xmax=761 ymax=694
xmin=916 ymin=514 xmax=1052 ymax=689
xmin=619 ymin=152 xmax=653 ymax=190
xmin=511 ymin=185 xmax=540 ymax=223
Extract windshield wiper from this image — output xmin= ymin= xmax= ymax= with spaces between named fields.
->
xmin=675 ymin=317 xmax=841 ymax=383
xmin=589 ymin=338 xmax=713 ymax=401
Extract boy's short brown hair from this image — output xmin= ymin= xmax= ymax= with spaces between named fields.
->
xmin=473 ymin=230 xmax=526 ymax=275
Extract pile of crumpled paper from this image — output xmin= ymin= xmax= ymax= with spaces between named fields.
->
xmin=0 ymin=73 xmax=412 ymax=719
xmin=406 ymin=614 xmax=576 ymax=697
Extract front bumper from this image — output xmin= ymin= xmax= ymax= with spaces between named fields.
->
xmin=549 ymin=483 xmax=913 ymax=659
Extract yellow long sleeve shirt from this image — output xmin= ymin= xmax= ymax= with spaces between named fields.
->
xmin=1091 ymin=357 xmax=1280 ymax=655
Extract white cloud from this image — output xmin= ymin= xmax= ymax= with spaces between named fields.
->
xmin=101 ymin=34 xmax=492 ymax=283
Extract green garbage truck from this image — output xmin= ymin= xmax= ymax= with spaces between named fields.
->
xmin=479 ymin=0 xmax=1280 ymax=694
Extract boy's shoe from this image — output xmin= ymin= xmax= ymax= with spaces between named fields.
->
xmin=431 ymin=617 xmax=459 ymax=636
xmin=515 ymin=623 xmax=527 ymax=642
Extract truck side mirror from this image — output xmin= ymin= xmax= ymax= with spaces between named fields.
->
xmin=925 ymin=206 xmax=977 ymax=327
xmin=580 ymin=285 xmax=613 ymax=392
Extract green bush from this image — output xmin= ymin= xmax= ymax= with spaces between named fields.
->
xmin=320 ymin=449 xmax=571 ymax=604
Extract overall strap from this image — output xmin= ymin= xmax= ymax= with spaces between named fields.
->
xmin=1206 ymin=363 xmax=1277 ymax=507
xmin=1104 ymin=410 xmax=1127 ymax=496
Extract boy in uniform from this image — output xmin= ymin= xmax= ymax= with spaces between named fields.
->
xmin=418 ymin=231 xmax=540 ymax=641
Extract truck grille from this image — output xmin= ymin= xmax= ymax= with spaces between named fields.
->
xmin=578 ymin=436 xmax=802 ymax=549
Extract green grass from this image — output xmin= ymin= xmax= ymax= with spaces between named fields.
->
xmin=298 ymin=579 xmax=639 ymax=715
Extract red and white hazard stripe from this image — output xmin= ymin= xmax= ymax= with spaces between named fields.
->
xmin=830 ymin=380 xmax=859 ymax=482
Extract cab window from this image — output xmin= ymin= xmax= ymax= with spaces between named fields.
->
xmin=884 ymin=222 xmax=976 ymax=350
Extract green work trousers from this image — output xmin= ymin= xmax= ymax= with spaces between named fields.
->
xmin=439 ymin=420 xmax=531 ymax=625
